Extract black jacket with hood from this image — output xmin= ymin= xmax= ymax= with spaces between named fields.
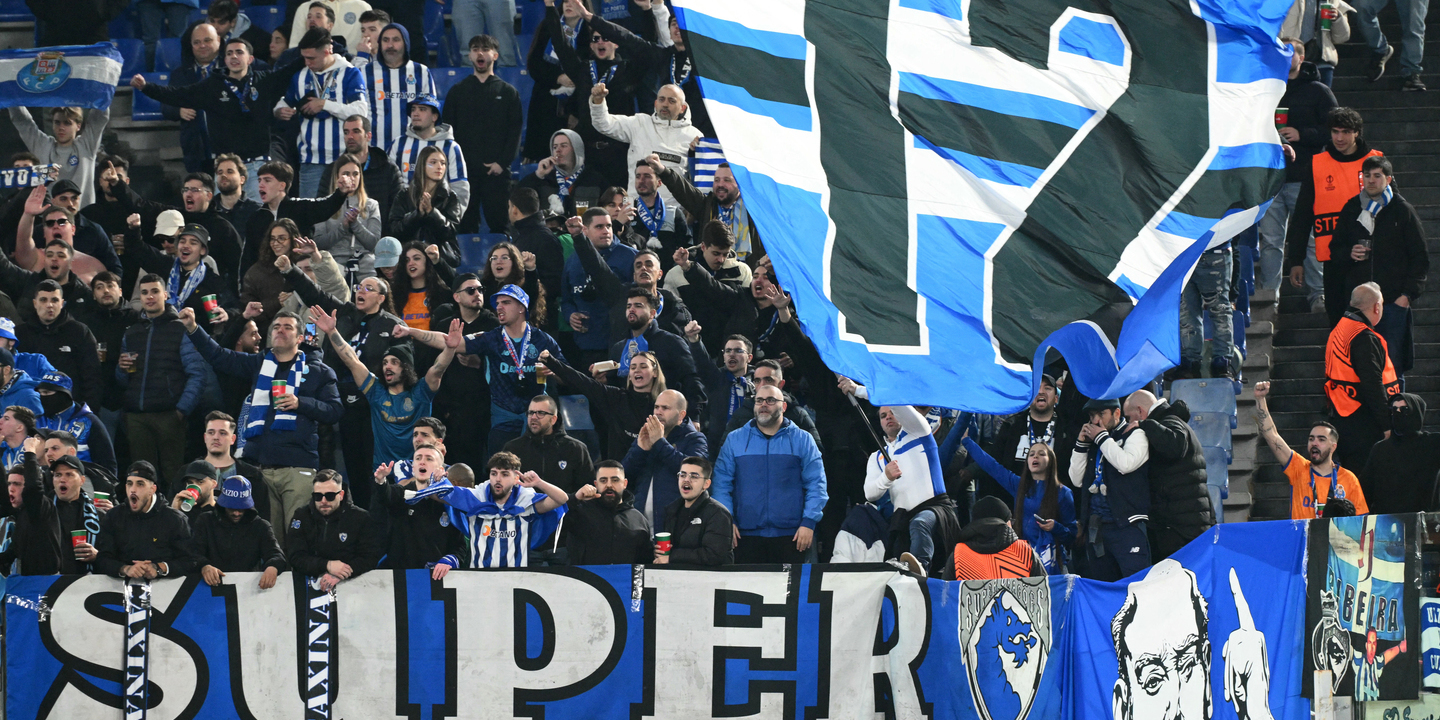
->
xmin=0 ymin=452 xmax=62 ymax=576
xmin=191 ymin=505 xmax=287 ymax=572
xmin=16 ymin=309 xmax=102 ymax=409
xmin=503 ymin=427 xmax=595 ymax=495
xmin=661 ymin=490 xmax=733 ymax=567
xmin=286 ymin=496 xmax=384 ymax=578
xmin=565 ymin=489 xmax=653 ymax=565
xmin=1138 ymin=399 xmax=1215 ymax=558
xmin=1278 ymin=62 xmax=1338 ymax=183
xmin=1363 ymin=393 xmax=1440 ymax=513
xmin=141 ymin=53 xmax=307 ymax=164
xmin=94 ymin=489 xmax=204 ymax=578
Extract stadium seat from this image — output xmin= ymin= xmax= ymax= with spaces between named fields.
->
xmin=559 ymin=394 xmax=602 ymax=461
xmin=155 ymin=38 xmax=183 ymax=72
xmin=130 ymin=73 xmax=170 ymax=121
xmin=1203 ymin=445 xmax=1229 ymax=504
xmin=1188 ymin=412 xmax=1233 ymax=460
xmin=519 ymin=0 xmax=545 ymax=34
xmin=0 ymin=0 xmax=33 ymax=22
xmin=247 ymin=4 xmax=284 ymax=33
xmin=112 ymin=39 xmax=146 ymax=84
xmin=1170 ymin=378 xmax=1237 ymax=423
xmin=423 ymin=0 xmax=462 ymax=67
xmin=456 ymin=233 xmax=505 ymax=274
xmin=109 ymin=10 xmax=139 ymax=39
xmin=432 ymin=66 xmax=469 ymax=99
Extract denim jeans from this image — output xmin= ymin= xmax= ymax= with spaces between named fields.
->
xmin=243 ymin=158 xmax=266 ymax=203
xmin=1180 ymin=246 xmax=1234 ymax=365
xmin=908 ymin=509 xmax=938 ymax=570
xmin=1351 ymin=0 xmax=1429 ymax=77
xmin=1375 ymin=302 xmax=1413 ymax=375
xmin=298 ymin=163 xmax=327 ymax=198
xmin=137 ymin=0 xmax=194 ymax=71
xmin=1305 ymin=236 xmax=1325 ymax=305
xmin=451 ymin=0 xmax=519 ymax=66
xmin=1257 ymin=182 xmax=1300 ymax=291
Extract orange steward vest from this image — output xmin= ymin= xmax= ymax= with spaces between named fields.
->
xmin=1324 ymin=316 xmax=1400 ymax=417
xmin=953 ymin=538 xmax=1035 ymax=581
xmin=1311 ymin=148 xmax=1383 ymax=261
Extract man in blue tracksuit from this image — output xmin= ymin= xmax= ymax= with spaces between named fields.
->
xmin=561 ymin=208 xmax=637 ymax=367
xmin=712 ymin=384 xmax=827 ymax=564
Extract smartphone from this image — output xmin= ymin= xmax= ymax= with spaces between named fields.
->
xmin=1033 ymin=514 xmax=1045 ymax=523
xmin=304 ymin=322 xmax=317 ymax=345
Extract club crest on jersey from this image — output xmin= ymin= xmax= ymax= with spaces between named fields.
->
xmin=439 ymin=514 xmax=450 ymax=527
xmin=958 ymin=578 xmax=1051 ymax=720
xmin=291 ymin=519 xmax=301 ymax=529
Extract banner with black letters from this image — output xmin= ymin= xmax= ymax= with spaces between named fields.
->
xmin=5 ymin=521 xmax=1311 ymax=719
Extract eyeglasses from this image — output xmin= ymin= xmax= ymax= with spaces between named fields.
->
xmin=354 ymin=284 xmax=379 ymax=294
xmin=182 ymin=187 xmax=209 ymax=194
xmin=754 ymin=397 xmax=783 ymax=406
xmin=312 ymin=491 xmax=341 ymax=502
xmin=44 ymin=218 xmax=69 ymax=227
xmin=457 ymin=286 xmax=481 ymax=295
xmin=527 ymin=410 xmax=555 ymax=417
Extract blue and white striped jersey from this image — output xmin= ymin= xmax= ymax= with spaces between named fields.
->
xmin=388 ymin=125 xmax=469 ymax=186
xmin=443 ymin=484 xmax=540 ymax=568
xmin=362 ymin=60 xmax=436 ymax=152
xmin=281 ymin=55 xmax=370 ymax=166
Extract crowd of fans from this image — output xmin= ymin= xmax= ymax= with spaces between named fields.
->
xmin=0 ymin=0 xmax=1432 ymax=586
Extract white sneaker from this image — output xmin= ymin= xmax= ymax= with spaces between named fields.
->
xmin=899 ymin=552 xmax=927 ymax=578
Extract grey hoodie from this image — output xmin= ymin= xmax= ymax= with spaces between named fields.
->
xmin=390 ymin=121 xmax=471 ymax=217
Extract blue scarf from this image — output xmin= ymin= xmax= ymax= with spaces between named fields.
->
xmin=636 ymin=195 xmax=665 ymax=236
xmin=244 ymin=351 xmax=304 ymax=438
xmin=408 ymin=479 xmax=566 ymax=550
xmin=557 ymin=164 xmax=583 ymax=200
xmin=589 ymin=60 xmax=617 ymax=86
xmin=727 ymin=373 xmax=751 ymax=420
xmin=618 ymin=331 xmax=648 ymax=377
xmin=1364 ymin=185 xmax=1393 ymax=219
xmin=168 ymin=258 xmax=207 ymax=307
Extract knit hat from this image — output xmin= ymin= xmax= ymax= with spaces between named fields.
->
xmin=384 ymin=343 xmax=414 ymax=368
xmin=216 ymin=476 xmax=255 ymax=510
xmin=375 ymin=236 xmax=402 ymax=268
xmin=155 ymin=209 xmax=185 ymax=237
xmin=973 ymin=495 xmax=1013 ymax=523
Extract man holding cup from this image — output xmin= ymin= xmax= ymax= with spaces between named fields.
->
xmin=655 ymin=456 xmax=733 ymax=567
xmin=52 ymin=452 xmax=108 ymax=574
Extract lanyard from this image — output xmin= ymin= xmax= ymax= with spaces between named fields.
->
xmin=501 ymin=325 xmax=532 ymax=381
xmin=757 ymin=309 xmax=780 ymax=342
xmin=1310 ymin=464 xmax=1340 ymax=516
xmin=222 ymin=75 xmax=252 ymax=114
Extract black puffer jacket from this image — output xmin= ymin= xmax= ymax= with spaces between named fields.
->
xmin=661 ymin=491 xmax=733 ymax=567
xmin=191 ymin=506 xmax=287 ymax=573
xmin=388 ymin=183 xmax=461 ymax=253
xmin=1139 ymin=399 xmax=1214 ymax=560
xmin=94 ymin=491 xmax=204 ymax=578
xmin=286 ymin=498 xmax=383 ymax=578
xmin=372 ymin=482 xmax=467 ymax=569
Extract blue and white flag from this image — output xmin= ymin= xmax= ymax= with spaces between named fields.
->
xmin=0 ymin=44 xmax=121 ymax=110
xmin=674 ymin=0 xmax=1291 ymax=411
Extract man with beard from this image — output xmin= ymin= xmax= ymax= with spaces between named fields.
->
xmin=35 ymin=372 xmax=116 ymax=475
xmin=566 ymin=460 xmax=652 ymax=565
xmin=982 ymin=375 xmax=1071 ymax=498
xmin=396 ymin=285 xmax=564 ymax=455
xmin=1 ymin=187 xmax=97 ymax=318
xmin=665 ymin=223 xmax=749 ymax=353
xmin=406 ymin=451 xmax=568 ymax=568
xmin=1254 ymin=381 xmax=1368 ymax=519
xmin=387 ymin=95 xmax=470 ymax=217
xmin=286 ymin=469 xmax=383 ymax=590
xmin=25 ymin=179 xmax=121 ymax=274
xmin=51 ymin=452 xmax=108 ymax=574
xmin=119 ymin=223 xmax=237 ymax=336
xmin=211 ymin=155 xmax=263 ymax=231
xmin=590 ymin=82 xmax=702 ymax=204
xmin=713 ymin=385 xmax=828 ymax=564
xmin=429 ymin=274 xmax=498 ymax=469
xmin=647 ymin=155 xmax=764 ymax=266
xmin=561 ymin=208 xmax=636 ymax=366
xmin=519 ymin=130 xmax=608 ymax=217
xmin=1069 ymin=397 xmax=1153 ymax=581
xmin=371 ymin=442 xmax=467 ymax=574
xmin=170 ymin=460 xmax=220 ymax=523
xmin=0 ymin=437 xmax=62 ymax=575
xmin=1363 ymin=394 xmax=1440 ymax=513
xmin=443 ymin=34 xmax=523 ymax=234
xmin=689 ymin=333 xmax=755 ymax=453
xmin=580 ymin=0 xmax=711 ymax=135
xmin=118 ymin=275 xmax=208 ymax=482
xmin=607 ymin=288 xmax=701 ymax=411
xmin=79 ymin=272 xmax=141 ymax=424
xmin=193 ymin=477 xmax=286 ymax=589
xmin=94 ymin=461 xmax=204 ymax=579
xmin=312 ymin=306 xmax=460 ymax=466
xmin=117 ymin=171 xmax=252 ymax=292
xmin=504 ymin=395 xmax=593 ymax=496
xmin=360 ymin=23 xmax=436 ymax=153
xmin=320 ymin=116 xmax=403 ymax=226
xmin=571 ymin=221 xmax=692 ymax=345
xmin=655 ymin=457 xmax=732 ymax=567
xmin=17 ymin=282 xmax=102 ymax=410
xmin=622 ymin=389 xmax=706 ymax=528
xmin=630 ymin=161 xmax=689 ymax=253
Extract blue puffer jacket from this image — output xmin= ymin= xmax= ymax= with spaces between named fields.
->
xmin=712 ymin=419 xmax=827 ymax=537
xmin=0 ymin=369 xmax=42 ymax=416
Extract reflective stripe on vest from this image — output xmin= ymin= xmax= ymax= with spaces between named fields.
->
xmin=1311 ymin=148 xmax=1383 ymax=261
xmin=952 ymin=538 xmax=1035 ymax=581
xmin=1324 ymin=316 xmax=1400 ymax=417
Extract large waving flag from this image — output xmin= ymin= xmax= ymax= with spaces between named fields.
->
xmin=675 ymin=0 xmax=1291 ymax=411
xmin=0 ymin=44 xmax=122 ymax=110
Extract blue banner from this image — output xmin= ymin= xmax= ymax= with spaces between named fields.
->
xmin=0 ymin=44 xmax=122 ymax=110
xmin=4 ymin=521 xmax=1309 ymax=719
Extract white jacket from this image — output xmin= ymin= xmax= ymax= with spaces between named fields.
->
xmin=590 ymin=102 xmax=702 ymax=203
xmin=291 ymin=0 xmax=372 ymax=53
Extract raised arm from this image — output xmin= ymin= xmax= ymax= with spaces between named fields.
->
xmin=15 ymin=185 xmax=45 ymax=269
xmin=1252 ymin=381 xmax=1294 ymax=466
xmin=313 ymin=307 xmax=370 ymax=386
xmin=424 ymin=319 xmax=463 ymax=391
xmin=520 ymin=471 xmax=569 ymax=514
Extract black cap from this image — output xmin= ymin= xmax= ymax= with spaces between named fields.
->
xmin=49 ymin=179 xmax=81 ymax=199
xmin=50 ymin=454 xmax=84 ymax=474
xmin=973 ymin=495 xmax=1012 ymax=522
xmin=384 ymin=344 xmax=414 ymax=368
xmin=179 ymin=223 xmax=210 ymax=248
xmin=1083 ymin=397 xmax=1121 ymax=413
xmin=0 ymin=347 xmax=15 ymax=368
xmin=181 ymin=460 xmax=218 ymax=483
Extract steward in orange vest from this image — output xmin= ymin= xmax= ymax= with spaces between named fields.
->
xmin=1325 ymin=284 xmax=1400 ymax=471
xmin=941 ymin=496 xmax=1046 ymax=581
xmin=1285 ymin=108 xmax=1382 ymax=324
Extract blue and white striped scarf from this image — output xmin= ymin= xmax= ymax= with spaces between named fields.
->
xmin=244 ymin=351 xmax=304 ymax=439
xmin=168 ymin=258 xmax=207 ymax=307
xmin=1364 ymin=184 xmax=1393 ymax=218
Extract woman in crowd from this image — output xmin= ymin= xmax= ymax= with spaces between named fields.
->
xmin=481 ymin=241 xmax=545 ymax=325
xmin=241 ymin=218 xmax=298 ymax=334
xmin=391 ymin=242 xmax=451 ymax=333
xmin=540 ymin=349 xmax=664 ymax=460
xmin=388 ymin=146 xmax=461 ymax=262
xmin=313 ymin=153 xmax=381 ymax=285
xmin=960 ymin=432 xmax=1077 ymax=574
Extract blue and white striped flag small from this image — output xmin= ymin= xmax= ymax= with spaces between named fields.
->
xmin=0 ymin=164 xmax=58 ymax=189
xmin=0 ymin=44 xmax=121 ymax=110
xmin=690 ymin=138 xmax=725 ymax=192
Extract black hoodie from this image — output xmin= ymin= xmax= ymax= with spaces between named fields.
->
xmin=16 ymin=309 xmax=102 ymax=408
xmin=565 ymin=489 xmax=653 ymax=565
xmin=192 ymin=505 xmax=288 ymax=573
xmin=1363 ymin=393 xmax=1440 ymax=513
xmin=94 ymin=488 xmax=204 ymax=578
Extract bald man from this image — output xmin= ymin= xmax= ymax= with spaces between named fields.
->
xmin=590 ymin=82 xmax=704 ymax=203
xmin=169 ymin=23 xmax=222 ymax=174
xmin=1325 ymin=282 xmax=1401 ymax=472
xmin=1123 ymin=389 xmax=1214 ymax=560
xmin=622 ymin=388 xmax=708 ymax=527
